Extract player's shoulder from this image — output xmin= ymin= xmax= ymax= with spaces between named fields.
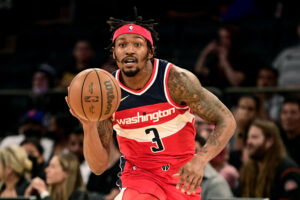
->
xmin=168 ymin=64 xmax=199 ymax=83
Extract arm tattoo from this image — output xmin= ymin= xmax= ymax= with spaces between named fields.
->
xmin=96 ymin=119 xmax=113 ymax=152
xmin=168 ymin=66 xmax=233 ymax=147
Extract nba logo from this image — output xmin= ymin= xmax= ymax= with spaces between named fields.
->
xmin=161 ymin=164 xmax=170 ymax=171
xmin=129 ymin=25 xmax=133 ymax=32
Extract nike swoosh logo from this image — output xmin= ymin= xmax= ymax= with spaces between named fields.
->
xmin=121 ymin=95 xmax=130 ymax=102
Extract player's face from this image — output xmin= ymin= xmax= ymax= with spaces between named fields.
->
xmin=247 ymin=125 xmax=267 ymax=160
xmin=113 ymin=33 xmax=153 ymax=77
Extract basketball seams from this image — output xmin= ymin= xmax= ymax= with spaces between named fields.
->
xmin=69 ymin=68 xmax=120 ymax=122
xmin=94 ymin=69 xmax=103 ymax=121
xmin=68 ymin=73 xmax=80 ymax=116
xmin=81 ymin=70 xmax=94 ymax=121
xmin=103 ymin=70 xmax=121 ymax=116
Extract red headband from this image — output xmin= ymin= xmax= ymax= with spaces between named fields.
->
xmin=112 ymin=24 xmax=153 ymax=46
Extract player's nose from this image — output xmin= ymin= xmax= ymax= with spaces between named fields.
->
xmin=125 ymin=44 xmax=136 ymax=54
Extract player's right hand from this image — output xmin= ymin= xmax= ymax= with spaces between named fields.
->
xmin=65 ymin=87 xmax=94 ymax=126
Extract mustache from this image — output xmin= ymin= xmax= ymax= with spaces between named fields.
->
xmin=121 ymin=56 xmax=138 ymax=63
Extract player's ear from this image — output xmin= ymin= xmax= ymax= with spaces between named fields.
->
xmin=148 ymin=46 xmax=154 ymax=59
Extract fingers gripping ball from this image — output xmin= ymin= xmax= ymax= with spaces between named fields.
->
xmin=68 ymin=68 xmax=121 ymax=121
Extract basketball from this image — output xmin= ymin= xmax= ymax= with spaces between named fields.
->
xmin=68 ymin=68 xmax=121 ymax=121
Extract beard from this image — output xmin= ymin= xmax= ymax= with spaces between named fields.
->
xmin=114 ymin=50 xmax=150 ymax=77
xmin=248 ymin=143 xmax=267 ymax=161
xmin=122 ymin=67 xmax=140 ymax=77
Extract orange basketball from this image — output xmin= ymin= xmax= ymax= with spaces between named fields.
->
xmin=68 ymin=68 xmax=121 ymax=121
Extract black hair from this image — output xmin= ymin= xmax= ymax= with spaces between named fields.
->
xmin=73 ymin=38 xmax=95 ymax=50
xmin=34 ymin=63 xmax=57 ymax=88
xmin=282 ymin=96 xmax=300 ymax=109
xmin=106 ymin=11 xmax=159 ymax=55
xmin=258 ymin=66 xmax=279 ymax=79
xmin=20 ymin=137 xmax=44 ymax=155
xmin=238 ymin=94 xmax=260 ymax=112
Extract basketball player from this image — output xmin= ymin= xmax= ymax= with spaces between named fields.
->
xmin=66 ymin=17 xmax=236 ymax=200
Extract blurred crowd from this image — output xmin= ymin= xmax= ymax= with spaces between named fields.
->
xmin=1 ymin=0 xmax=300 ymax=199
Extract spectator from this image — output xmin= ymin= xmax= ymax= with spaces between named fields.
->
xmin=46 ymin=112 xmax=79 ymax=158
xmin=65 ymin=126 xmax=89 ymax=186
xmin=32 ymin=63 xmax=57 ymax=96
xmin=229 ymin=94 xmax=260 ymax=171
xmin=67 ymin=126 xmax=85 ymax=165
xmin=0 ymin=109 xmax=54 ymax=162
xmin=272 ymin=21 xmax=300 ymax=87
xmin=25 ymin=152 xmax=88 ymax=200
xmin=279 ymin=97 xmax=300 ymax=166
xmin=21 ymin=138 xmax=47 ymax=180
xmin=210 ymin=145 xmax=239 ymax=191
xmin=232 ymin=94 xmax=260 ymax=151
xmin=0 ymin=145 xmax=32 ymax=197
xmin=194 ymin=24 xmax=247 ymax=88
xmin=256 ymin=66 xmax=284 ymax=122
xmin=66 ymin=126 xmax=120 ymax=199
xmin=59 ymin=39 xmax=96 ymax=88
xmin=239 ymin=119 xmax=300 ymax=199
xmin=29 ymin=63 xmax=58 ymax=114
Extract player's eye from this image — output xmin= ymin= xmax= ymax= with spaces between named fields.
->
xmin=119 ymin=43 xmax=126 ymax=47
xmin=134 ymin=43 xmax=141 ymax=47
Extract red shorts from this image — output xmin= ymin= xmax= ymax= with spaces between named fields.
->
xmin=119 ymin=159 xmax=201 ymax=200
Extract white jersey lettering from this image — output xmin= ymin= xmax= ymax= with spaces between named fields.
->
xmin=117 ymin=108 xmax=176 ymax=125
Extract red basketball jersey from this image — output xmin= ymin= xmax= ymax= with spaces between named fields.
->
xmin=112 ymin=59 xmax=196 ymax=172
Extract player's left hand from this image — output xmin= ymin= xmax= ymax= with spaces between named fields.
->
xmin=173 ymin=155 xmax=206 ymax=195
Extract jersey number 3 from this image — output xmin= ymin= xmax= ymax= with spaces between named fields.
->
xmin=145 ymin=128 xmax=165 ymax=153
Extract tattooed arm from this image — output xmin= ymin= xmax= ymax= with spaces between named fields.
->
xmin=82 ymin=119 xmax=113 ymax=175
xmin=65 ymin=97 xmax=113 ymax=175
xmin=168 ymin=65 xmax=236 ymax=160
xmin=168 ymin=65 xmax=236 ymax=194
